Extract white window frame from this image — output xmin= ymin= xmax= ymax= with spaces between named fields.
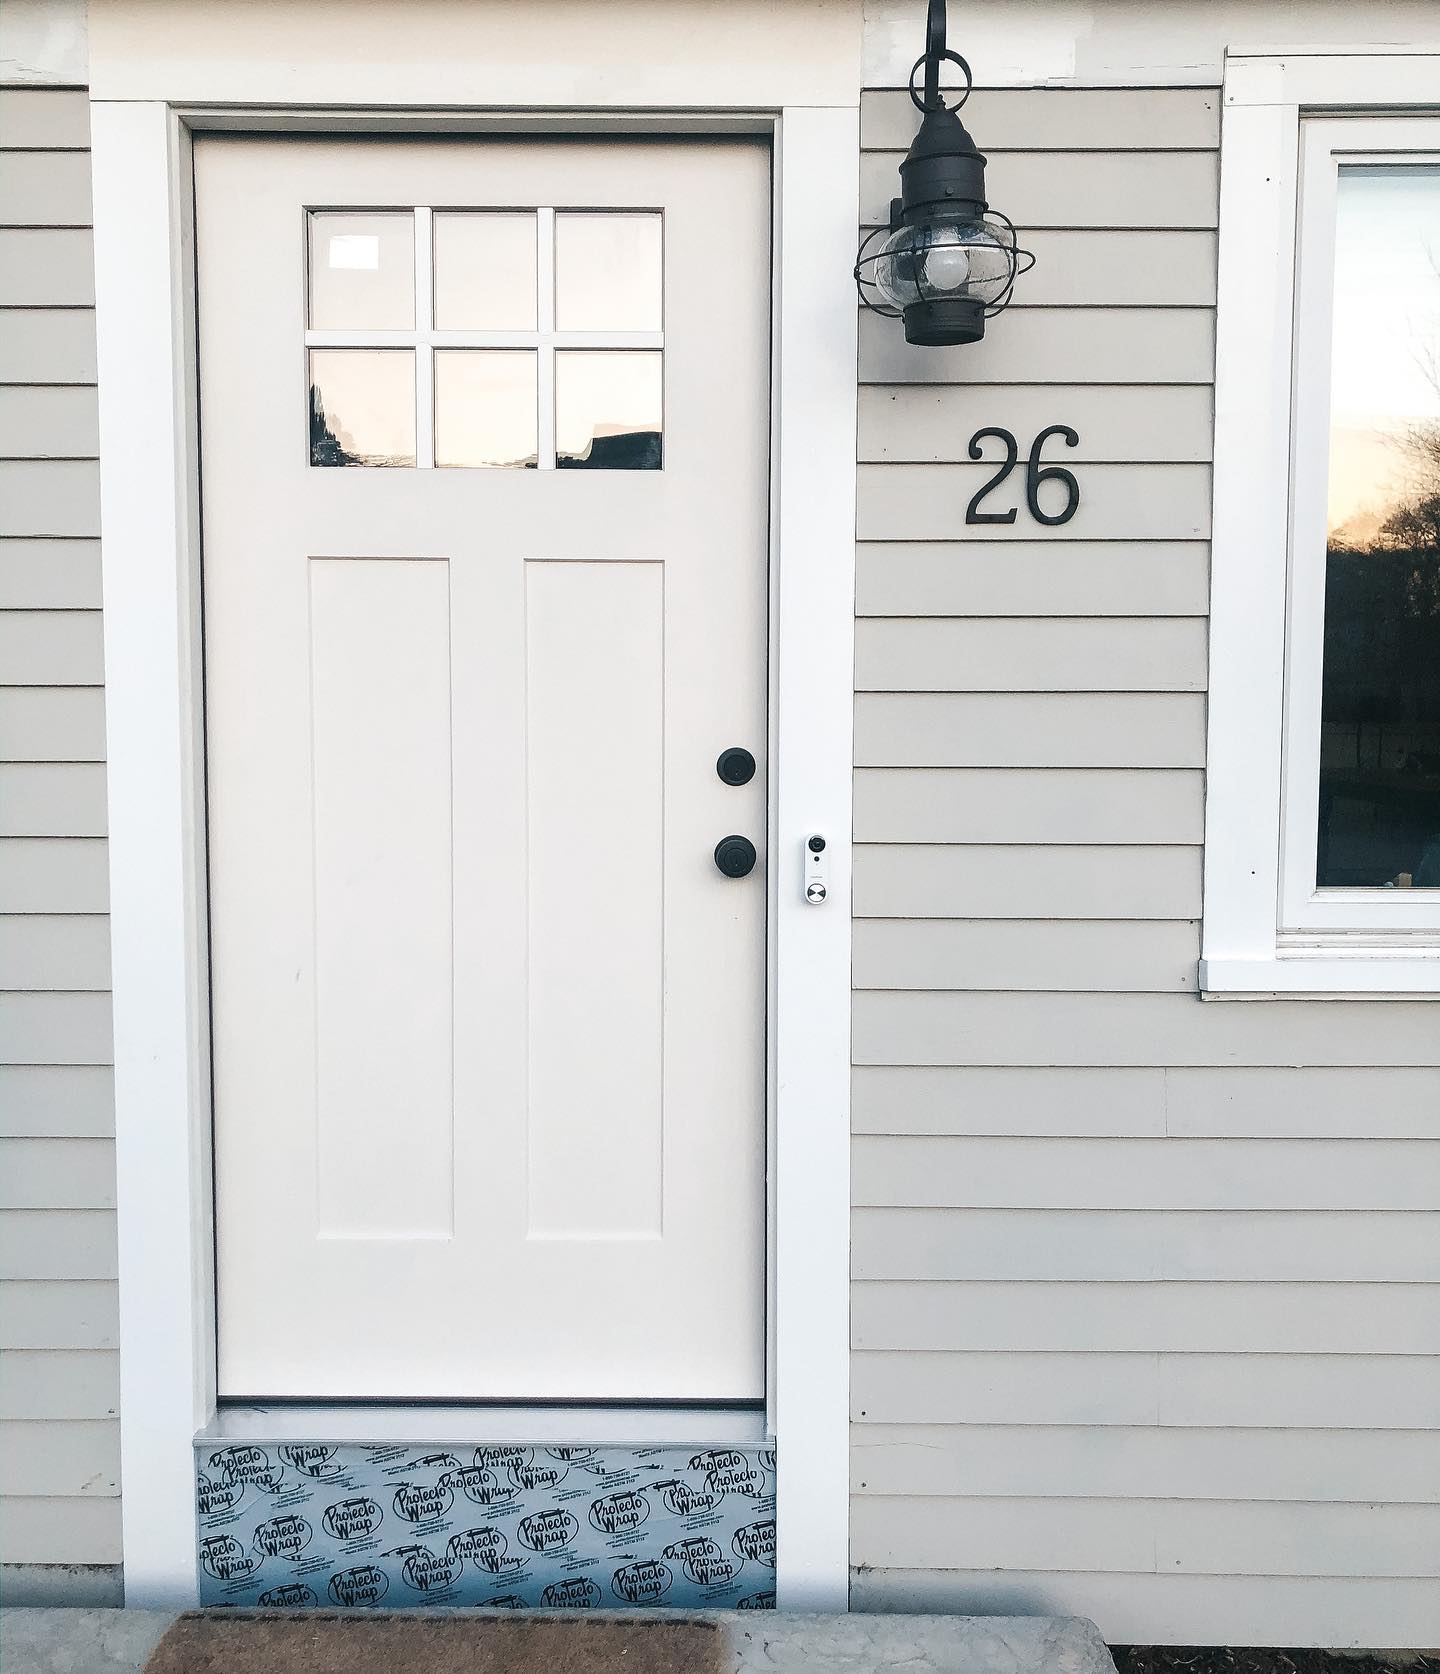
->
xmin=93 ymin=97 xmax=854 ymax=1607
xmin=1283 ymin=117 xmax=1440 ymax=933
xmin=1202 ymin=49 xmax=1440 ymax=997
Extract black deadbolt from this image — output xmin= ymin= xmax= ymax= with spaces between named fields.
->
xmin=714 ymin=835 xmax=758 ymax=878
xmin=716 ymin=747 xmax=757 ymax=787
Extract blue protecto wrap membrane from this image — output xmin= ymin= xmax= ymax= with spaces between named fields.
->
xmin=194 ymin=1440 xmax=777 ymax=1611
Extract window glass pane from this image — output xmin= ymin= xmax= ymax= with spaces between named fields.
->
xmin=555 ymin=213 xmax=662 ymax=331
xmin=433 ymin=213 xmax=538 ymax=331
xmin=1318 ymin=166 xmax=1440 ymax=888
xmin=308 ymin=213 xmax=414 ymax=330
xmin=556 ymin=351 xmax=662 ymax=470
xmin=309 ymin=350 xmax=416 ymax=467
xmin=434 ymin=351 xmax=538 ymax=468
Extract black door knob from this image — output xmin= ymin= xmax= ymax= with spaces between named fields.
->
xmin=714 ymin=835 xmax=758 ymax=878
xmin=716 ymin=747 xmax=757 ymax=786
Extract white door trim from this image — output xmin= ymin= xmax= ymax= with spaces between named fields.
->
xmin=93 ymin=101 xmax=855 ymax=1609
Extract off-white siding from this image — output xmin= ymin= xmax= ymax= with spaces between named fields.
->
xmin=851 ymin=83 xmax=1440 ymax=1647
xmin=0 ymin=85 xmax=122 ymax=1604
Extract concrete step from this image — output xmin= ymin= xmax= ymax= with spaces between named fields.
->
xmin=0 ymin=1608 xmax=1116 ymax=1674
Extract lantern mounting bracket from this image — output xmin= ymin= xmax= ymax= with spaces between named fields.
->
xmin=910 ymin=0 xmax=972 ymax=114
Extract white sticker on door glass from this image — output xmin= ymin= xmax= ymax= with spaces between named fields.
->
xmin=327 ymin=234 xmax=381 ymax=271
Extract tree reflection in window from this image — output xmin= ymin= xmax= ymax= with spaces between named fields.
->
xmin=1319 ymin=167 xmax=1440 ymax=888
xmin=309 ymin=383 xmax=363 ymax=467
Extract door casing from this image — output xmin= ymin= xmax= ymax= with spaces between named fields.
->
xmin=95 ymin=89 xmax=855 ymax=1609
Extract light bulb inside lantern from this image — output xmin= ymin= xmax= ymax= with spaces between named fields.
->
xmin=920 ymin=240 xmax=972 ymax=293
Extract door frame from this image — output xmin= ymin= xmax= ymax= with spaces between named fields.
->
xmin=92 ymin=98 xmax=856 ymax=1606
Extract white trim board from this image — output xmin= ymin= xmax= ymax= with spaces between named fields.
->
xmin=86 ymin=0 xmax=860 ymax=106
xmin=864 ymin=4 xmax=1440 ymax=89
xmin=95 ymin=101 xmax=854 ymax=1609
xmin=1201 ymin=52 xmax=1440 ymax=999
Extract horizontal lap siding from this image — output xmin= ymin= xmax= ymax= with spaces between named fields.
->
xmin=851 ymin=84 xmax=1439 ymax=1646
xmin=0 ymin=88 xmax=121 ymax=1581
xmin=853 ymin=1425 xmax=1440 ymax=1500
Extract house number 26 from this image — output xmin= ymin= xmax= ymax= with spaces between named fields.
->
xmin=965 ymin=424 xmax=1081 ymax=527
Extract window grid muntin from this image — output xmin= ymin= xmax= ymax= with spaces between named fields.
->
xmin=304 ymin=204 xmax=664 ymax=472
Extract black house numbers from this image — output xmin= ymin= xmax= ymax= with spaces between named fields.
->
xmin=965 ymin=424 xmax=1081 ymax=528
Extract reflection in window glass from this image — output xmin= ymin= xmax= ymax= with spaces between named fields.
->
xmin=556 ymin=351 xmax=662 ymax=470
xmin=433 ymin=213 xmax=538 ymax=331
xmin=555 ymin=213 xmax=662 ymax=331
xmin=435 ymin=351 xmax=538 ymax=468
xmin=1318 ymin=168 xmax=1440 ymax=888
xmin=308 ymin=213 xmax=415 ymax=330
xmin=309 ymin=350 xmax=416 ymax=467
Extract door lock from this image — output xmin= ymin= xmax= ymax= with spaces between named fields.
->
xmin=716 ymin=747 xmax=757 ymax=786
xmin=714 ymin=835 xmax=758 ymax=878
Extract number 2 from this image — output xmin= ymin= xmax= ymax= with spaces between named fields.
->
xmin=964 ymin=427 xmax=1019 ymax=525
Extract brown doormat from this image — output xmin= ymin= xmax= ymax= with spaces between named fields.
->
xmin=144 ymin=1612 xmax=729 ymax=1674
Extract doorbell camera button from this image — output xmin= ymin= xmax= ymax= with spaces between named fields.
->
xmin=804 ymin=832 xmax=829 ymax=905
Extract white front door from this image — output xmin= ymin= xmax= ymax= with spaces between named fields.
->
xmin=196 ymin=137 xmax=771 ymax=1402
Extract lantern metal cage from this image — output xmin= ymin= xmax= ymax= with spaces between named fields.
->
xmin=854 ymin=4 xmax=1035 ymax=347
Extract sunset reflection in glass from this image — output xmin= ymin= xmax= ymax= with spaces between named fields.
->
xmin=1317 ymin=166 xmax=1440 ymax=888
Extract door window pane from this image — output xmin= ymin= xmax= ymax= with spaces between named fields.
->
xmin=555 ymin=213 xmax=662 ymax=331
xmin=433 ymin=213 xmax=538 ymax=331
xmin=1318 ymin=166 xmax=1440 ymax=887
xmin=308 ymin=213 xmax=414 ymax=330
xmin=309 ymin=350 xmax=416 ymax=467
xmin=434 ymin=351 xmax=538 ymax=468
xmin=556 ymin=351 xmax=662 ymax=470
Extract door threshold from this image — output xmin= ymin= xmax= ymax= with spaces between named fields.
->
xmin=198 ymin=1402 xmax=769 ymax=1447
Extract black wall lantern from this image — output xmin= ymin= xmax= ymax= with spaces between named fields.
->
xmin=855 ymin=0 xmax=1034 ymax=346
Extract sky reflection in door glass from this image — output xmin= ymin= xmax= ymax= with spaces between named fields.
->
xmin=435 ymin=350 xmax=538 ymax=468
xmin=555 ymin=213 xmax=662 ymax=332
xmin=433 ymin=213 xmax=538 ymax=331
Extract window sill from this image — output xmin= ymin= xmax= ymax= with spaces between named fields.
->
xmin=1199 ymin=954 xmax=1440 ymax=999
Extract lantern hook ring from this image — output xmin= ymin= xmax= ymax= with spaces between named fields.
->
xmin=908 ymin=47 xmax=972 ymax=113
xmin=910 ymin=0 xmax=971 ymax=111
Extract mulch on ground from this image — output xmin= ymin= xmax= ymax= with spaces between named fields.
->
xmin=1114 ymin=1650 xmax=1439 ymax=1674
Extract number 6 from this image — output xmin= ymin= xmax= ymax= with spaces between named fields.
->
xmin=1025 ymin=424 xmax=1080 ymax=526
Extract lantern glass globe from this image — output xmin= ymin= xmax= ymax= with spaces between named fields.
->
xmin=872 ymin=217 xmax=1015 ymax=310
